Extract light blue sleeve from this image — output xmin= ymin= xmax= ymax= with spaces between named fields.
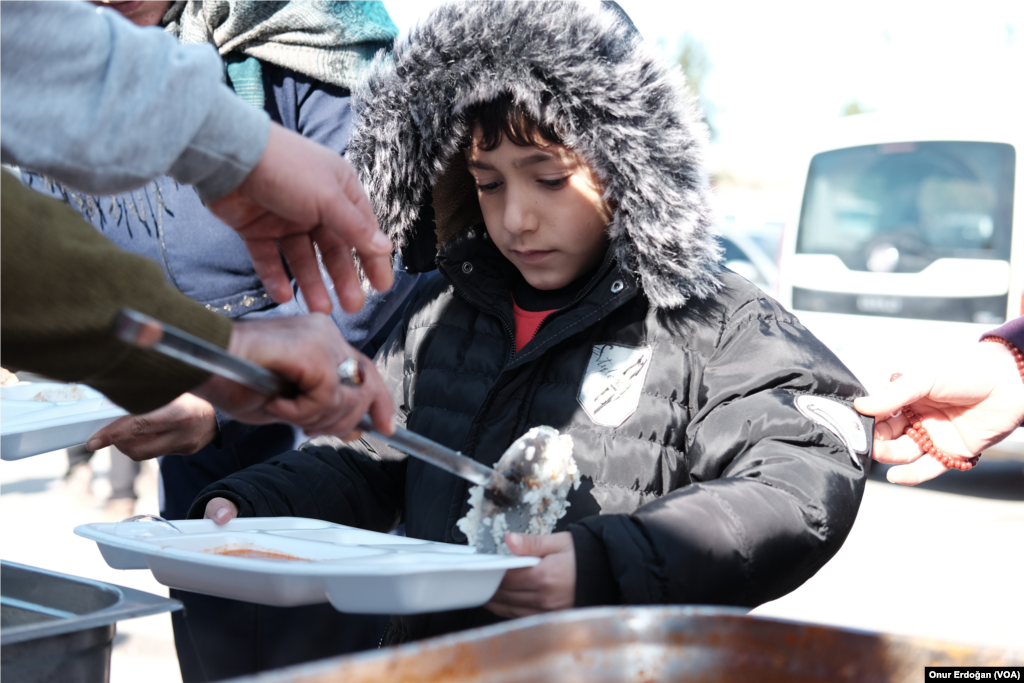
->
xmin=0 ymin=1 xmax=269 ymax=201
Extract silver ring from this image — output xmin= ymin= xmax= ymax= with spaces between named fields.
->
xmin=337 ymin=358 xmax=364 ymax=388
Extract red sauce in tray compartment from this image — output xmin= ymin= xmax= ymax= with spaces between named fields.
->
xmin=203 ymin=544 xmax=310 ymax=561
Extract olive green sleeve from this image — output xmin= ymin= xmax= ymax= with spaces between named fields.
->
xmin=0 ymin=172 xmax=233 ymax=413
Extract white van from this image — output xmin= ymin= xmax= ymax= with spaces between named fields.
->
xmin=779 ymin=111 xmax=1023 ymax=460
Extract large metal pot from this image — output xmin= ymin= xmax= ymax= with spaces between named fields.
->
xmin=1 ymin=561 xmax=181 ymax=683
xmin=233 ymin=606 xmax=1023 ymax=683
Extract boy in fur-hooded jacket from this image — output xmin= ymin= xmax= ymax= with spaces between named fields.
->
xmin=191 ymin=1 xmax=871 ymax=644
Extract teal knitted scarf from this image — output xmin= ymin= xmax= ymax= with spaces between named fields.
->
xmin=162 ymin=1 xmax=398 ymax=108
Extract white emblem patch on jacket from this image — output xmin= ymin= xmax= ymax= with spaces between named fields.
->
xmin=795 ymin=394 xmax=868 ymax=465
xmin=578 ymin=344 xmax=653 ymax=428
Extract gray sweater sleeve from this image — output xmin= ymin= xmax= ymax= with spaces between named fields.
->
xmin=0 ymin=1 xmax=269 ymax=201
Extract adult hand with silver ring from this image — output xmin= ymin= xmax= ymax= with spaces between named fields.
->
xmin=191 ymin=313 xmax=395 ymax=437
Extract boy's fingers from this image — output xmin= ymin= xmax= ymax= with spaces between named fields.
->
xmin=203 ymin=498 xmax=239 ymax=525
xmin=492 ymin=566 xmax=537 ymax=592
xmin=505 ymin=532 xmax=569 ymax=557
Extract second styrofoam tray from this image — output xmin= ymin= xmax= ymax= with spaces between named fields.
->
xmin=74 ymin=518 xmax=539 ymax=614
xmin=1 ymin=383 xmax=127 ymax=460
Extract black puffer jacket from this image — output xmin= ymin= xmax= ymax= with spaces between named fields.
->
xmin=190 ymin=223 xmax=871 ymax=643
xmin=189 ymin=0 xmax=871 ymax=644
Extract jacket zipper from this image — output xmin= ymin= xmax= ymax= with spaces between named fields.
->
xmin=524 ymin=258 xmax=618 ymax=346
xmin=444 ymin=256 xmax=619 ymax=367
xmin=448 ymin=281 xmax=517 ymax=365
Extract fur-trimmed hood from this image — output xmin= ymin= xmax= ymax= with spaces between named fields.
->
xmin=347 ymin=0 xmax=722 ymax=308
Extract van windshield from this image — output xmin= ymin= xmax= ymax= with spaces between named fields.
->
xmin=797 ymin=141 xmax=1015 ymax=272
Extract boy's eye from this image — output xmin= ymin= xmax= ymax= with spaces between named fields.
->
xmin=476 ymin=181 xmax=503 ymax=194
xmin=538 ymin=177 xmax=569 ymax=189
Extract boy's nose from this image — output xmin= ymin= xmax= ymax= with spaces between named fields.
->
xmin=502 ymin=188 xmax=535 ymax=235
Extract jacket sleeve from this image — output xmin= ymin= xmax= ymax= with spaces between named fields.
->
xmin=186 ymin=436 xmax=408 ymax=532
xmin=0 ymin=1 xmax=268 ymax=201
xmin=0 ymin=173 xmax=232 ymax=413
xmin=984 ymin=316 xmax=1024 ymax=350
xmin=571 ymin=296 xmax=870 ymax=608
xmin=187 ymin=308 xmax=415 ymax=525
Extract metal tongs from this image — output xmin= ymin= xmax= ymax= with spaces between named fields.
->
xmin=112 ymin=309 xmax=512 ymax=499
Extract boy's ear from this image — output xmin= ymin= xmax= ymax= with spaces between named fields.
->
xmin=432 ymin=153 xmax=484 ymax=247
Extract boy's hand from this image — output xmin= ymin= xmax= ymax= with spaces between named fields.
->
xmin=204 ymin=498 xmax=239 ymax=525
xmin=483 ymin=532 xmax=575 ymax=618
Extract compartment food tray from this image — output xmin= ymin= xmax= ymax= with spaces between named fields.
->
xmin=74 ymin=518 xmax=538 ymax=614
xmin=1 ymin=383 xmax=127 ymax=460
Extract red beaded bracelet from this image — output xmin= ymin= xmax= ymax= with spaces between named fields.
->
xmin=888 ymin=335 xmax=1024 ymax=472
xmin=981 ymin=335 xmax=1024 ymax=384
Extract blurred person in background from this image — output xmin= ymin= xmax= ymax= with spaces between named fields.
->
xmin=856 ymin=317 xmax=1024 ymax=485
xmin=61 ymin=441 xmax=146 ymax=523
xmin=62 ymin=444 xmax=141 ymax=520
xmin=14 ymin=1 xmax=416 ymax=678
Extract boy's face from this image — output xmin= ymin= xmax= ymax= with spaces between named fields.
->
xmin=466 ymin=126 xmax=611 ymax=290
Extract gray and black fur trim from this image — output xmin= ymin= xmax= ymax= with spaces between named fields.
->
xmin=346 ymin=0 xmax=722 ymax=308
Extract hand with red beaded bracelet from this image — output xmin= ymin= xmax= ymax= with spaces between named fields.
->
xmin=853 ymin=337 xmax=1024 ymax=485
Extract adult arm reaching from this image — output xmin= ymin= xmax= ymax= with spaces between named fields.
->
xmin=0 ymin=174 xmax=394 ymax=436
xmin=0 ymin=1 xmax=392 ymax=314
xmin=854 ymin=325 xmax=1024 ymax=485
xmin=205 ymin=125 xmax=394 ymax=314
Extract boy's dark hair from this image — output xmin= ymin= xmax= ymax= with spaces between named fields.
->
xmin=463 ymin=93 xmax=562 ymax=150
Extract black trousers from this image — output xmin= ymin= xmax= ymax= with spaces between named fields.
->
xmin=160 ymin=425 xmax=387 ymax=682
xmin=169 ymin=590 xmax=388 ymax=682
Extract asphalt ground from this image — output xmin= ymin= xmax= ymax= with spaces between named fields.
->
xmin=2 ymin=449 xmax=1021 ymax=682
xmin=753 ymin=458 xmax=1024 ymax=651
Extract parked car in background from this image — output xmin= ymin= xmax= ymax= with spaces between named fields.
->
xmin=715 ymin=227 xmax=779 ymax=297
xmin=779 ymin=110 xmax=1023 ymax=460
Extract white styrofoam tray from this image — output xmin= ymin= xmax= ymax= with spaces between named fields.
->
xmin=1 ymin=383 xmax=127 ymax=460
xmin=74 ymin=517 xmax=539 ymax=614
